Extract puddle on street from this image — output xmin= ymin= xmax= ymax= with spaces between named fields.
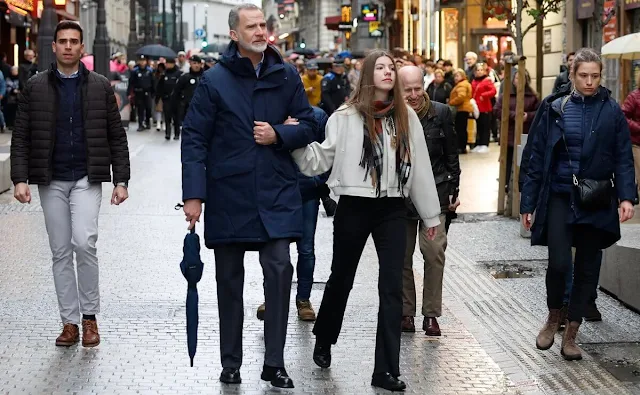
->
xmin=490 ymin=267 xmax=535 ymax=279
xmin=482 ymin=261 xmax=547 ymax=279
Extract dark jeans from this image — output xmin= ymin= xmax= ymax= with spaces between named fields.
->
xmin=162 ymin=99 xmax=181 ymax=137
xmin=546 ymin=193 xmax=602 ymax=323
xmin=455 ymin=111 xmax=469 ymax=152
xmin=562 ymin=251 xmax=602 ymax=304
xmin=296 ymin=198 xmax=320 ymax=300
xmin=313 ymin=196 xmax=406 ymax=376
xmin=134 ymin=93 xmax=152 ymax=127
xmin=476 ymin=112 xmax=492 ymax=146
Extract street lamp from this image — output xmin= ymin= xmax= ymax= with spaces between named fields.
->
xmin=127 ymin=0 xmax=139 ymax=62
xmin=94 ymin=0 xmax=110 ymax=77
xmin=36 ymin=0 xmax=58 ymax=72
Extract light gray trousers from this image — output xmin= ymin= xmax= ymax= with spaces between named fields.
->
xmin=38 ymin=176 xmax=102 ymax=325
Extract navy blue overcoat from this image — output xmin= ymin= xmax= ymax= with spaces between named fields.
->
xmin=181 ymin=42 xmax=316 ymax=248
xmin=520 ymin=88 xmax=637 ymax=250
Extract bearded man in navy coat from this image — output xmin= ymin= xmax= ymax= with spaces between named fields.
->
xmin=180 ymin=3 xmax=316 ymax=389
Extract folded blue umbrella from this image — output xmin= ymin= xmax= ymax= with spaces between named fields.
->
xmin=180 ymin=227 xmax=204 ymax=367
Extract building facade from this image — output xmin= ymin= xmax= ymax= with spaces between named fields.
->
xmin=80 ymin=0 xmax=130 ymax=56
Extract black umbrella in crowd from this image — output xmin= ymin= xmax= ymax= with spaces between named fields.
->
xmin=180 ymin=227 xmax=204 ymax=367
xmin=136 ymin=44 xmax=178 ymax=59
xmin=293 ymin=47 xmax=316 ymax=57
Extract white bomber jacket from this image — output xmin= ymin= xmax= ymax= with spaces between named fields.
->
xmin=291 ymin=104 xmax=441 ymax=228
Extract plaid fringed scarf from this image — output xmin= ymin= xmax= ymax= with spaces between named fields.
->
xmin=360 ymin=101 xmax=412 ymax=197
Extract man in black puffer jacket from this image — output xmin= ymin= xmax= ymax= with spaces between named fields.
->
xmin=10 ymin=21 xmax=130 ymax=349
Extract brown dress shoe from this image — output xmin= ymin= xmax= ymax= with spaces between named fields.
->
xmin=423 ymin=317 xmax=441 ymax=336
xmin=401 ymin=316 xmax=415 ymax=332
xmin=561 ymin=321 xmax=583 ymax=361
xmin=82 ymin=319 xmax=100 ymax=348
xmin=56 ymin=323 xmax=79 ymax=346
xmin=296 ymin=300 xmax=316 ymax=321
xmin=536 ymin=309 xmax=561 ymax=350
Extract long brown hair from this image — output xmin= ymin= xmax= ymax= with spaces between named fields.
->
xmin=346 ymin=50 xmax=410 ymax=150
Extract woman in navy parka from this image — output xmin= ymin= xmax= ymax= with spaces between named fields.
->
xmin=521 ymin=48 xmax=637 ymax=361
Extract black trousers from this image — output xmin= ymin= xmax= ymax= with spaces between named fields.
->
xmin=490 ymin=98 xmax=498 ymax=140
xmin=134 ymin=93 xmax=152 ymax=127
xmin=546 ymin=193 xmax=602 ymax=323
xmin=213 ymin=239 xmax=293 ymax=368
xmin=313 ymin=196 xmax=406 ymax=376
xmin=455 ymin=111 xmax=469 ymax=152
xmin=162 ymin=98 xmax=181 ymax=138
xmin=476 ymin=112 xmax=492 ymax=146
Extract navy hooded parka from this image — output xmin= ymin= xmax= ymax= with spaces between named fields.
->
xmin=520 ymin=88 xmax=637 ymax=250
xmin=181 ymin=42 xmax=317 ymax=248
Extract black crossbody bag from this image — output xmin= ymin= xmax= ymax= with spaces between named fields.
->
xmin=559 ymin=96 xmax=614 ymax=211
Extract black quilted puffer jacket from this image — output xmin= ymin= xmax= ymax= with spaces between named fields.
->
xmin=10 ymin=63 xmax=130 ymax=186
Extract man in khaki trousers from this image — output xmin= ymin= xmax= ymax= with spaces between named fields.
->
xmin=399 ymin=66 xmax=461 ymax=336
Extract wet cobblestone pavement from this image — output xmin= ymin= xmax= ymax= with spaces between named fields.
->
xmin=2 ymin=128 xmax=640 ymax=394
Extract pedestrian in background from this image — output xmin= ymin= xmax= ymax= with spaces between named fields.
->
xmin=622 ymin=71 xmax=640 ymax=195
xmin=153 ymin=62 xmax=165 ymax=132
xmin=320 ymin=59 xmax=350 ymax=116
xmin=494 ymin=69 xmax=539 ymax=193
xmin=302 ymin=62 xmax=322 ymax=107
xmin=173 ymin=54 xmax=204 ymax=124
xmin=398 ymin=66 xmax=460 ymax=337
xmin=521 ymin=48 xmax=636 ymax=361
xmin=292 ymin=50 xmax=441 ymax=392
xmin=449 ymin=68 xmax=473 ymax=154
xmin=10 ymin=21 xmax=130 ymax=349
xmin=181 ymin=3 xmax=316 ymax=388
xmin=4 ymin=66 xmax=20 ymax=129
xmin=425 ymin=69 xmax=452 ymax=104
xmin=127 ymin=55 xmax=154 ymax=131
xmin=256 ymin=106 xmax=330 ymax=322
xmin=156 ymin=58 xmax=182 ymax=140
xmin=471 ymin=62 xmax=496 ymax=153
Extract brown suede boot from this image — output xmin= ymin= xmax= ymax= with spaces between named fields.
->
xmin=55 ymin=323 xmax=80 ymax=347
xmin=82 ymin=319 xmax=100 ymax=348
xmin=536 ymin=309 xmax=561 ymax=350
xmin=296 ymin=300 xmax=316 ymax=321
xmin=561 ymin=321 xmax=583 ymax=361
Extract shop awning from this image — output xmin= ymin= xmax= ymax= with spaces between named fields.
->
xmin=325 ymin=16 xmax=340 ymax=31
xmin=56 ymin=8 xmax=78 ymax=21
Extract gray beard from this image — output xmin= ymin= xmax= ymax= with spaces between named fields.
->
xmin=237 ymin=39 xmax=267 ymax=54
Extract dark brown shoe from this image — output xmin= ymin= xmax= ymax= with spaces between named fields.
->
xmin=55 ymin=323 xmax=79 ymax=347
xmin=82 ymin=319 xmax=100 ymax=348
xmin=401 ymin=316 xmax=415 ymax=332
xmin=423 ymin=317 xmax=441 ymax=336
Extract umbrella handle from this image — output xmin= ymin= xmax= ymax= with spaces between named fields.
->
xmin=190 ymin=227 xmax=195 ymax=234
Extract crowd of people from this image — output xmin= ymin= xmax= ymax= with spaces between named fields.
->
xmin=7 ymin=3 xmax=640 ymax=394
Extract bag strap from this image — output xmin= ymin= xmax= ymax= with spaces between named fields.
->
xmin=558 ymin=98 xmax=579 ymax=187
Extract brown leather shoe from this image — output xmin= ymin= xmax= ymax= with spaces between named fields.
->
xmin=401 ymin=316 xmax=415 ymax=332
xmin=561 ymin=321 xmax=583 ymax=361
xmin=55 ymin=323 xmax=79 ymax=347
xmin=296 ymin=300 xmax=316 ymax=321
xmin=536 ymin=309 xmax=561 ymax=350
xmin=82 ymin=319 xmax=100 ymax=348
xmin=423 ymin=317 xmax=441 ymax=336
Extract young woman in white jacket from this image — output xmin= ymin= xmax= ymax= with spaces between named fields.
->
xmin=291 ymin=50 xmax=441 ymax=391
